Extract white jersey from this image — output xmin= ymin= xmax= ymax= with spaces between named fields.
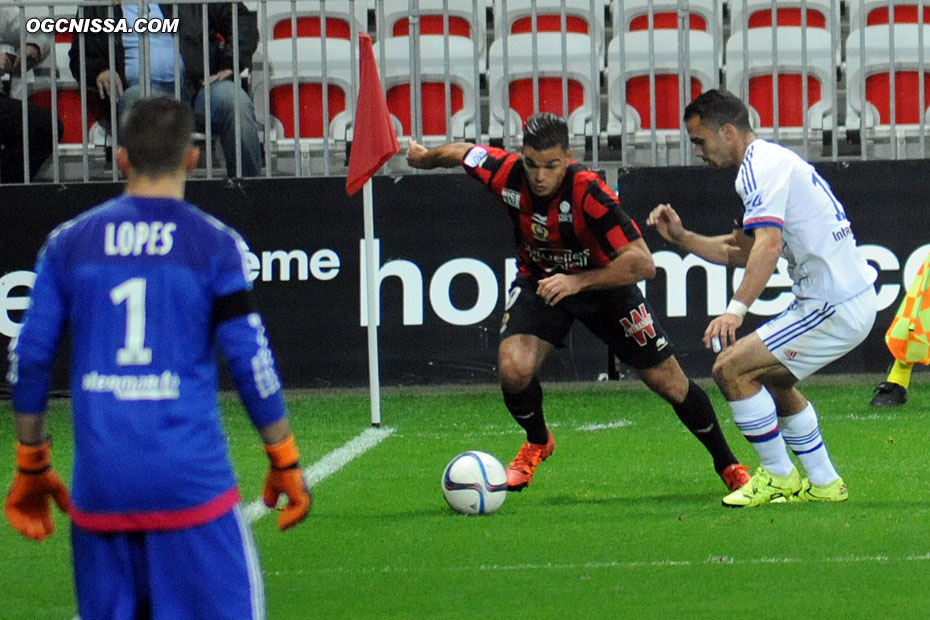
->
xmin=736 ymin=139 xmax=877 ymax=302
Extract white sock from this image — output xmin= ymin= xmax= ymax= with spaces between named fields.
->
xmin=780 ymin=403 xmax=840 ymax=486
xmin=729 ymin=388 xmax=795 ymax=478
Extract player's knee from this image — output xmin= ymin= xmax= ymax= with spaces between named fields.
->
xmin=498 ymin=355 xmax=535 ymax=392
xmin=711 ymin=355 xmax=739 ymax=391
xmin=641 ymin=367 xmax=688 ymax=403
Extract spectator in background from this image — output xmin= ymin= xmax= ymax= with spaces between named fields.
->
xmin=69 ymin=2 xmax=262 ymax=177
xmin=0 ymin=7 xmax=62 ymax=183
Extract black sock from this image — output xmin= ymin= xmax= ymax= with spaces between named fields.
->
xmin=671 ymin=380 xmax=738 ymax=474
xmin=502 ymin=377 xmax=548 ymax=444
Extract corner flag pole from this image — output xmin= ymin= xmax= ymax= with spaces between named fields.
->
xmin=362 ymin=180 xmax=381 ymax=426
xmin=345 ymin=33 xmax=399 ymax=427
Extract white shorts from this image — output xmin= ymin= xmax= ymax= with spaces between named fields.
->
xmin=756 ymin=286 xmax=877 ymax=380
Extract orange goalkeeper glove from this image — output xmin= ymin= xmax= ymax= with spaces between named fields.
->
xmin=262 ymin=434 xmax=311 ymax=531
xmin=5 ymin=440 xmax=71 ymax=541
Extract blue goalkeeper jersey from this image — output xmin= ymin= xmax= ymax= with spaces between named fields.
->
xmin=9 ymin=194 xmax=286 ymax=532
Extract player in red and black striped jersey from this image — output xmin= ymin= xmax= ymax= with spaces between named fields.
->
xmin=407 ymin=112 xmax=750 ymax=495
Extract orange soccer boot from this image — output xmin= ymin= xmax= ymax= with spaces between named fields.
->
xmin=505 ymin=430 xmax=555 ymax=492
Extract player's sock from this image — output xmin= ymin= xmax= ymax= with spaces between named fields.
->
xmin=729 ymin=388 xmax=795 ymax=478
xmin=888 ymin=359 xmax=914 ymax=389
xmin=502 ymin=376 xmax=548 ymax=445
xmin=671 ymin=380 xmax=739 ymax=474
xmin=780 ymin=402 xmax=840 ymax=486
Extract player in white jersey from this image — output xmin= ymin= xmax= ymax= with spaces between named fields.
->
xmin=647 ymin=89 xmax=878 ymax=507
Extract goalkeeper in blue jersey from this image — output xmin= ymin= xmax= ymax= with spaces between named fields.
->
xmin=4 ymin=97 xmax=310 ymax=620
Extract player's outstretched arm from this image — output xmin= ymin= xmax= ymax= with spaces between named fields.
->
xmin=405 ymin=138 xmax=475 ymax=170
xmin=5 ymin=413 xmax=71 ymax=541
xmin=646 ymin=203 xmax=737 ymax=266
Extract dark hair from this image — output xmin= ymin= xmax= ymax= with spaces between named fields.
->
xmin=523 ymin=112 xmax=569 ymax=151
xmin=683 ymin=89 xmax=753 ymax=132
xmin=118 ymin=96 xmax=195 ymax=177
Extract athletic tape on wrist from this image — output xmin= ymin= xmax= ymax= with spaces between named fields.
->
xmin=725 ymin=299 xmax=749 ymax=318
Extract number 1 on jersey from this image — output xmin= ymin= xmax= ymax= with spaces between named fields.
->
xmin=110 ymin=278 xmax=153 ymax=366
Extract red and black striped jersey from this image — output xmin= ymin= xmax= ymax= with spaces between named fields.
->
xmin=462 ymin=144 xmax=642 ymax=278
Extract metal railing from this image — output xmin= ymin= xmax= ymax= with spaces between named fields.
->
xmin=2 ymin=0 xmax=930 ymax=185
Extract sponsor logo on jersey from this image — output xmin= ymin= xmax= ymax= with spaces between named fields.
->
xmin=784 ymin=349 xmax=798 ymax=360
xmin=524 ymin=244 xmax=590 ymax=270
xmin=619 ymin=303 xmax=657 ymax=346
xmin=81 ymin=370 xmax=180 ymax=400
xmin=464 ymin=146 xmax=488 ymax=168
xmin=832 ymin=224 xmax=853 ymax=242
xmin=655 ymin=336 xmax=668 ymax=351
xmin=502 ymin=188 xmax=521 ymax=209
xmin=531 ymin=213 xmax=549 ymax=240
xmin=558 ymin=200 xmax=573 ymax=223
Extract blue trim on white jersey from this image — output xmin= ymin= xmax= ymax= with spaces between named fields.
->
xmin=739 ymin=143 xmax=757 ymax=194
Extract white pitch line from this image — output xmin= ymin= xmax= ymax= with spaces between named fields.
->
xmin=576 ymin=420 xmax=634 ymax=432
xmin=244 ymin=426 xmax=396 ymax=523
xmin=266 ymin=552 xmax=930 ymax=576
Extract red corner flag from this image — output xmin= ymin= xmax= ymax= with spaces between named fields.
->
xmin=346 ymin=33 xmax=399 ymax=196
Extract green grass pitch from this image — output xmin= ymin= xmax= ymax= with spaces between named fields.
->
xmin=2 ymin=376 xmax=930 ymax=619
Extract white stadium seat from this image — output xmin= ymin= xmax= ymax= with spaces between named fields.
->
xmin=487 ymin=32 xmax=599 ymax=147
xmin=725 ymin=27 xmax=836 ymax=135
xmin=379 ymin=36 xmax=479 ymax=143
xmin=606 ymin=29 xmax=716 ymax=165
xmin=846 ymin=23 xmax=930 ymax=158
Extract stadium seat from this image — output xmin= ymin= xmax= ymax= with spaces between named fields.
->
xmin=606 ymin=29 xmax=716 ymax=165
xmin=492 ymin=0 xmax=606 ymax=68
xmin=27 ymin=41 xmax=107 ymax=180
xmin=379 ymin=36 xmax=479 ymax=144
xmin=725 ymin=27 xmax=836 ymax=140
xmin=487 ymin=32 xmax=599 ymax=148
xmin=380 ymin=0 xmax=487 ymax=63
xmin=846 ymin=23 xmax=930 ymax=159
xmin=728 ymin=0 xmax=839 ymax=32
xmin=611 ymin=0 xmax=722 ymax=46
xmin=848 ymin=0 xmax=930 ymax=32
xmin=260 ymin=0 xmax=367 ymax=40
xmin=251 ymin=37 xmax=355 ymax=174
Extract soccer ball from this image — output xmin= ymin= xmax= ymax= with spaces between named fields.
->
xmin=441 ymin=451 xmax=508 ymax=515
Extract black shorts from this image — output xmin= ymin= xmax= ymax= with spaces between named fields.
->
xmin=500 ymin=275 xmax=674 ymax=370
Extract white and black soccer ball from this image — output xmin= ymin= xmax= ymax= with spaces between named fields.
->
xmin=441 ymin=451 xmax=508 ymax=515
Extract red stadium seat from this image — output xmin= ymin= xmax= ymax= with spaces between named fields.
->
xmin=381 ymin=0 xmax=488 ymax=65
xmin=29 ymin=89 xmax=99 ymax=144
xmin=730 ymin=0 xmax=837 ymax=32
xmin=380 ymin=35 xmax=478 ymax=142
xmin=488 ymin=32 xmax=598 ymax=146
xmin=846 ymin=22 xmax=930 ymax=158
xmin=268 ymin=83 xmax=346 ymax=139
xmin=606 ymin=28 xmax=716 ymax=164
xmin=494 ymin=0 xmax=606 ymax=66
xmin=261 ymin=1 xmax=366 ymax=40
xmin=725 ymin=28 xmax=835 ymax=133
